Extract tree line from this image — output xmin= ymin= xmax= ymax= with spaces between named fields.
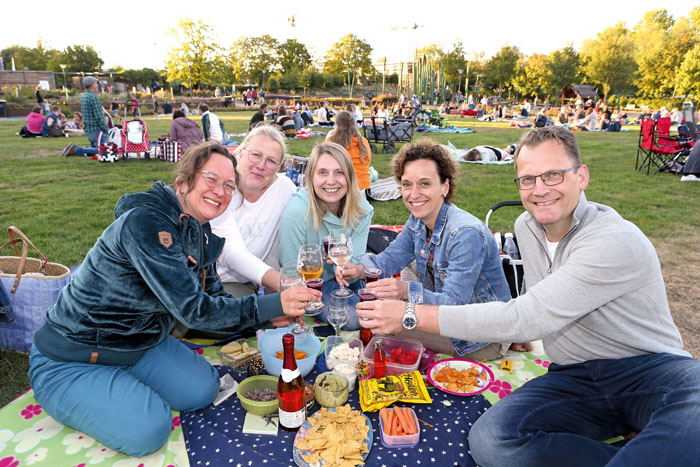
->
xmin=2 ymin=7 xmax=699 ymax=103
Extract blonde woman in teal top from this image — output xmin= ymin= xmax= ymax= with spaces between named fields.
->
xmin=279 ymin=142 xmax=374 ymax=330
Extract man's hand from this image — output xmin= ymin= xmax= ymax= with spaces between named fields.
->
xmin=335 ymin=263 xmax=363 ymax=287
xmin=355 ymin=299 xmax=406 ymax=335
xmin=509 ymin=342 xmax=534 ymax=352
xmin=365 ymin=278 xmax=408 ymax=300
xmin=280 ymin=286 xmax=321 ymax=318
xmin=270 ymin=316 xmax=295 ymax=327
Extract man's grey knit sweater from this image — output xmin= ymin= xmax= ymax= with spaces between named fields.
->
xmin=439 ymin=192 xmax=689 ymax=365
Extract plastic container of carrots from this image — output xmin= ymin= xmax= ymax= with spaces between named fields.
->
xmin=378 ymin=406 xmax=420 ymax=448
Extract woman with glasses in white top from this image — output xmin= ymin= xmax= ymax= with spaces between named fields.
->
xmin=209 ymin=125 xmax=297 ymax=299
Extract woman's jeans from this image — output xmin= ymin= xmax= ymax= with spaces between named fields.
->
xmin=469 ymin=352 xmax=700 ymax=467
xmin=28 ymin=336 xmax=219 ymax=457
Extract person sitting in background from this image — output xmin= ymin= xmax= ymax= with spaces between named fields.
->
xmin=169 ymin=109 xmax=203 ymax=152
xmin=248 ymin=103 xmax=268 ymax=131
xmin=28 ymin=142 xmax=318 ymax=457
xmin=276 ymin=106 xmax=297 ymax=138
xmin=339 ymin=140 xmax=527 ymax=359
xmin=325 ymin=110 xmax=372 ymax=192
xmin=279 ymin=142 xmax=374 ymax=330
xmin=162 ymin=101 xmax=173 ymax=115
xmin=180 ymin=102 xmax=191 ymax=116
xmin=316 ymin=101 xmax=333 ymax=126
xmin=574 ymin=107 xmax=597 ymax=131
xmin=41 ymin=104 xmax=64 ymax=137
xmin=19 ymin=106 xmax=44 ymax=137
xmin=670 ymin=107 xmax=683 ymax=125
xmin=199 ymin=103 xmax=227 ymax=144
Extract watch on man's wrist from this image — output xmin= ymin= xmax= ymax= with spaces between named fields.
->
xmin=401 ymin=301 xmax=418 ymax=330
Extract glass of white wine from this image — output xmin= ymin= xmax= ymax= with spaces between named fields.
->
xmin=328 ymin=229 xmax=354 ymax=298
xmin=279 ymin=266 xmax=307 ymax=337
xmin=297 ymin=243 xmax=324 ymax=315
xmin=328 ymin=290 xmax=349 ymax=336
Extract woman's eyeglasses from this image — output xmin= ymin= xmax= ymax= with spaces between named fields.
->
xmin=243 ymin=148 xmax=280 ymax=170
xmin=199 ymin=171 xmax=236 ymax=196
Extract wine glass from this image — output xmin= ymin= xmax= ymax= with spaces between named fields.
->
xmin=328 ymin=229 xmax=354 ymax=298
xmin=327 ymin=290 xmax=349 ymax=336
xmin=297 ymin=243 xmax=324 ymax=315
xmin=279 ymin=266 xmax=307 ymax=336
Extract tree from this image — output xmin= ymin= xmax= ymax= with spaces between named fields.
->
xmin=676 ymin=42 xmax=700 ymax=97
xmin=165 ymin=18 xmax=222 ymax=90
xmin=1 ymin=40 xmax=60 ymax=71
xmin=278 ymin=39 xmax=312 ymax=74
xmin=483 ymin=45 xmax=520 ymax=95
xmin=324 ymin=34 xmax=373 ymax=98
xmin=546 ymin=45 xmax=582 ymax=103
xmin=633 ymin=9 xmax=678 ymax=98
xmin=581 ymin=23 xmax=637 ymax=101
xmin=229 ymin=35 xmax=280 ymax=85
xmin=53 ymin=45 xmax=104 ymax=73
xmin=441 ymin=42 xmax=467 ymax=93
xmin=512 ymin=54 xmax=549 ymax=99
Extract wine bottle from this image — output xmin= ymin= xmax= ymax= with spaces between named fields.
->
xmin=277 ymin=333 xmax=306 ymax=431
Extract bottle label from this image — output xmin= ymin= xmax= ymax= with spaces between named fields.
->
xmin=279 ymin=406 xmax=306 ymax=428
xmin=280 ymin=368 xmax=300 ymax=383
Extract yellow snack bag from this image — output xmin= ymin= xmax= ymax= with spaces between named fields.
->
xmin=358 ymin=371 xmax=432 ymax=412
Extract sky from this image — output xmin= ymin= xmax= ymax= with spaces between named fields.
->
xmin=3 ymin=1 xmax=696 ymax=70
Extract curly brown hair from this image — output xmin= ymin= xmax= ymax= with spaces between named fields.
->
xmin=391 ymin=139 xmax=457 ymax=203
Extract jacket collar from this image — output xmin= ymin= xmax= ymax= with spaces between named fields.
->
xmin=407 ymin=201 xmax=449 ymax=246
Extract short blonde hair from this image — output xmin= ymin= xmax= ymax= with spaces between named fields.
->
xmin=237 ymin=125 xmax=287 ymax=169
xmin=305 ymin=142 xmax=365 ymax=230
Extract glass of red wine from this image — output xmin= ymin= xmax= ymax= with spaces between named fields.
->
xmin=357 ymin=288 xmax=376 ymax=346
xmin=364 ymin=267 xmax=382 ymax=284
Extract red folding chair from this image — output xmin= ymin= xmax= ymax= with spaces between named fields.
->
xmin=636 ymin=118 xmax=657 ymax=173
xmin=652 ymin=117 xmax=689 ymax=174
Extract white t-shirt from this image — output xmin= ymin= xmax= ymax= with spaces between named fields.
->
xmin=545 ymin=238 xmax=558 ymax=262
xmin=210 ymin=174 xmax=296 ymax=284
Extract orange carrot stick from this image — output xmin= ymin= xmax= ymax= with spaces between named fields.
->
xmin=395 ymin=406 xmax=412 ymax=435
xmin=401 ymin=407 xmax=416 ymax=434
xmin=380 ymin=408 xmax=389 ymax=430
xmin=392 ymin=411 xmax=401 ymax=436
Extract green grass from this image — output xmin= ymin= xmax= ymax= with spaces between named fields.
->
xmin=1 ymin=111 xmax=699 ymax=406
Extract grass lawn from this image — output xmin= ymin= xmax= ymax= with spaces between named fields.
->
xmin=1 ymin=111 xmax=699 ymax=407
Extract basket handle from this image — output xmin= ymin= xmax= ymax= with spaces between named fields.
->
xmin=4 ymin=226 xmax=49 ymax=293
xmin=0 ymin=237 xmax=29 ymax=294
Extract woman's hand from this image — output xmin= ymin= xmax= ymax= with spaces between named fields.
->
xmin=355 ymin=299 xmax=406 ymax=335
xmin=509 ymin=342 xmax=533 ymax=352
xmin=365 ymin=278 xmax=408 ymax=300
xmin=335 ymin=263 xmax=364 ymax=287
xmin=280 ymin=286 xmax=322 ymax=317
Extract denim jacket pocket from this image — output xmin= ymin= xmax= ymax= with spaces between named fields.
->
xmin=434 ymin=263 xmax=448 ymax=292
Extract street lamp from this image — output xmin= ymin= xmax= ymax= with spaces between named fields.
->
xmin=457 ymin=69 xmax=464 ymax=94
xmin=59 ymin=64 xmax=68 ymax=100
xmin=186 ymin=60 xmax=193 ymax=94
xmin=262 ymin=70 xmax=266 ymax=91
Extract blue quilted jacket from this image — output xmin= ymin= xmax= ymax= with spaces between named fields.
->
xmin=38 ymin=182 xmax=282 ymax=354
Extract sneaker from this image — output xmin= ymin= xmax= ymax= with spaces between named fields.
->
xmin=680 ymin=174 xmax=699 ymax=182
xmin=60 ymin=143 xmax=77 ymax=157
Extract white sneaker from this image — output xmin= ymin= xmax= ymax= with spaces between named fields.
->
xmin=680 ymin=174 xmax=700 ymax=182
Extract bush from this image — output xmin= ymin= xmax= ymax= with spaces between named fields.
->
xmin=279 ymin=70 xmax=300 ymax=91
xmin=267 ymin=77 xmax=280 ymax=93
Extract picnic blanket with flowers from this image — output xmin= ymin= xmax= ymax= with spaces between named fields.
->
xmin=0 ymin=336 xmax=549 ymax=467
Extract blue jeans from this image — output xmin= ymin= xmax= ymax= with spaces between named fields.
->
xmin=469 ymin=353 xmax=700 ymax=466
xmin=319 ymin=278 xmax=363 ymax=331
xmin=75 ymin=130 xmax=107 ymax=156
xmin=28 ymin=336 xmax=219 ymax=456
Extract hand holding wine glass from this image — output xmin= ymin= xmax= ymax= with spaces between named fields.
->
xmin=328 ymin=229 xmax=354 ymax=298
xmin=297 ymin=243 xmax=324 ymax=316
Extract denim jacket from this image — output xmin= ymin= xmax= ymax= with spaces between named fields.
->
xmin=360 ymin=202 xmax=511 ymax=355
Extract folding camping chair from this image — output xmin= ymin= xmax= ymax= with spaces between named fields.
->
xmin=651 ymin=117 xmax=690 ymax=174
xmin=636 ymin=118 xmax=658 ymax=173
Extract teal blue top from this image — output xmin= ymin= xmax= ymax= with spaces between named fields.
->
xmin=278 ymin=188 xmax=374 ymax=281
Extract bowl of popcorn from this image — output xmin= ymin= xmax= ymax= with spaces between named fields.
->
xmin=217 ymin=339 xmax=261 ymax=375
xmin=237 ymin=375 xmax=278 ymax=415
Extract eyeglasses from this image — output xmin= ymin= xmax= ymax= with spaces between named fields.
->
xmin=514 ymin=166 xmax=580 ymax=190
xmin=199 ymin=171 xmax=236 ymax=196
xmin=243 ymin=148 xmax=280 ymax=170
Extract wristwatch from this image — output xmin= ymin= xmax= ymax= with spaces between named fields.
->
xmin=401 ymin=301 xmax=418 ymax=330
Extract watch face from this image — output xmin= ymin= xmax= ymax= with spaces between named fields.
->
xmin=402 ymin=316 xmax=417 ymax=329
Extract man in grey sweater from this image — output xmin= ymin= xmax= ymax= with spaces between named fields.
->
xmin=356 ymin=126 xmax=700 ymax=466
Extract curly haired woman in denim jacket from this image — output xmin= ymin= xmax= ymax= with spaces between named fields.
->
xmin=28 ymin=143 xmax=318 ymax=457
xmin=338 ymin=140 xmax=530 ymax=359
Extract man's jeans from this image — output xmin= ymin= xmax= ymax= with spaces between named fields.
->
xmin=75 ymin=130 xmax=107 ymax=156
xmin=469 ymin=353 xmax=700 ymax=466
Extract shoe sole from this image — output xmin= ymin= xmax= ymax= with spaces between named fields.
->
xmin=60 ymin=144 xmax=75 ymax=157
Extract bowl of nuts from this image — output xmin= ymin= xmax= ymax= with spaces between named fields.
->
xmin=237 ymin=375 xmax=278 ymax=415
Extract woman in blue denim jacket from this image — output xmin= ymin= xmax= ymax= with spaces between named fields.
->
xmin=339 ymin=140 xmax=530 ymax=359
